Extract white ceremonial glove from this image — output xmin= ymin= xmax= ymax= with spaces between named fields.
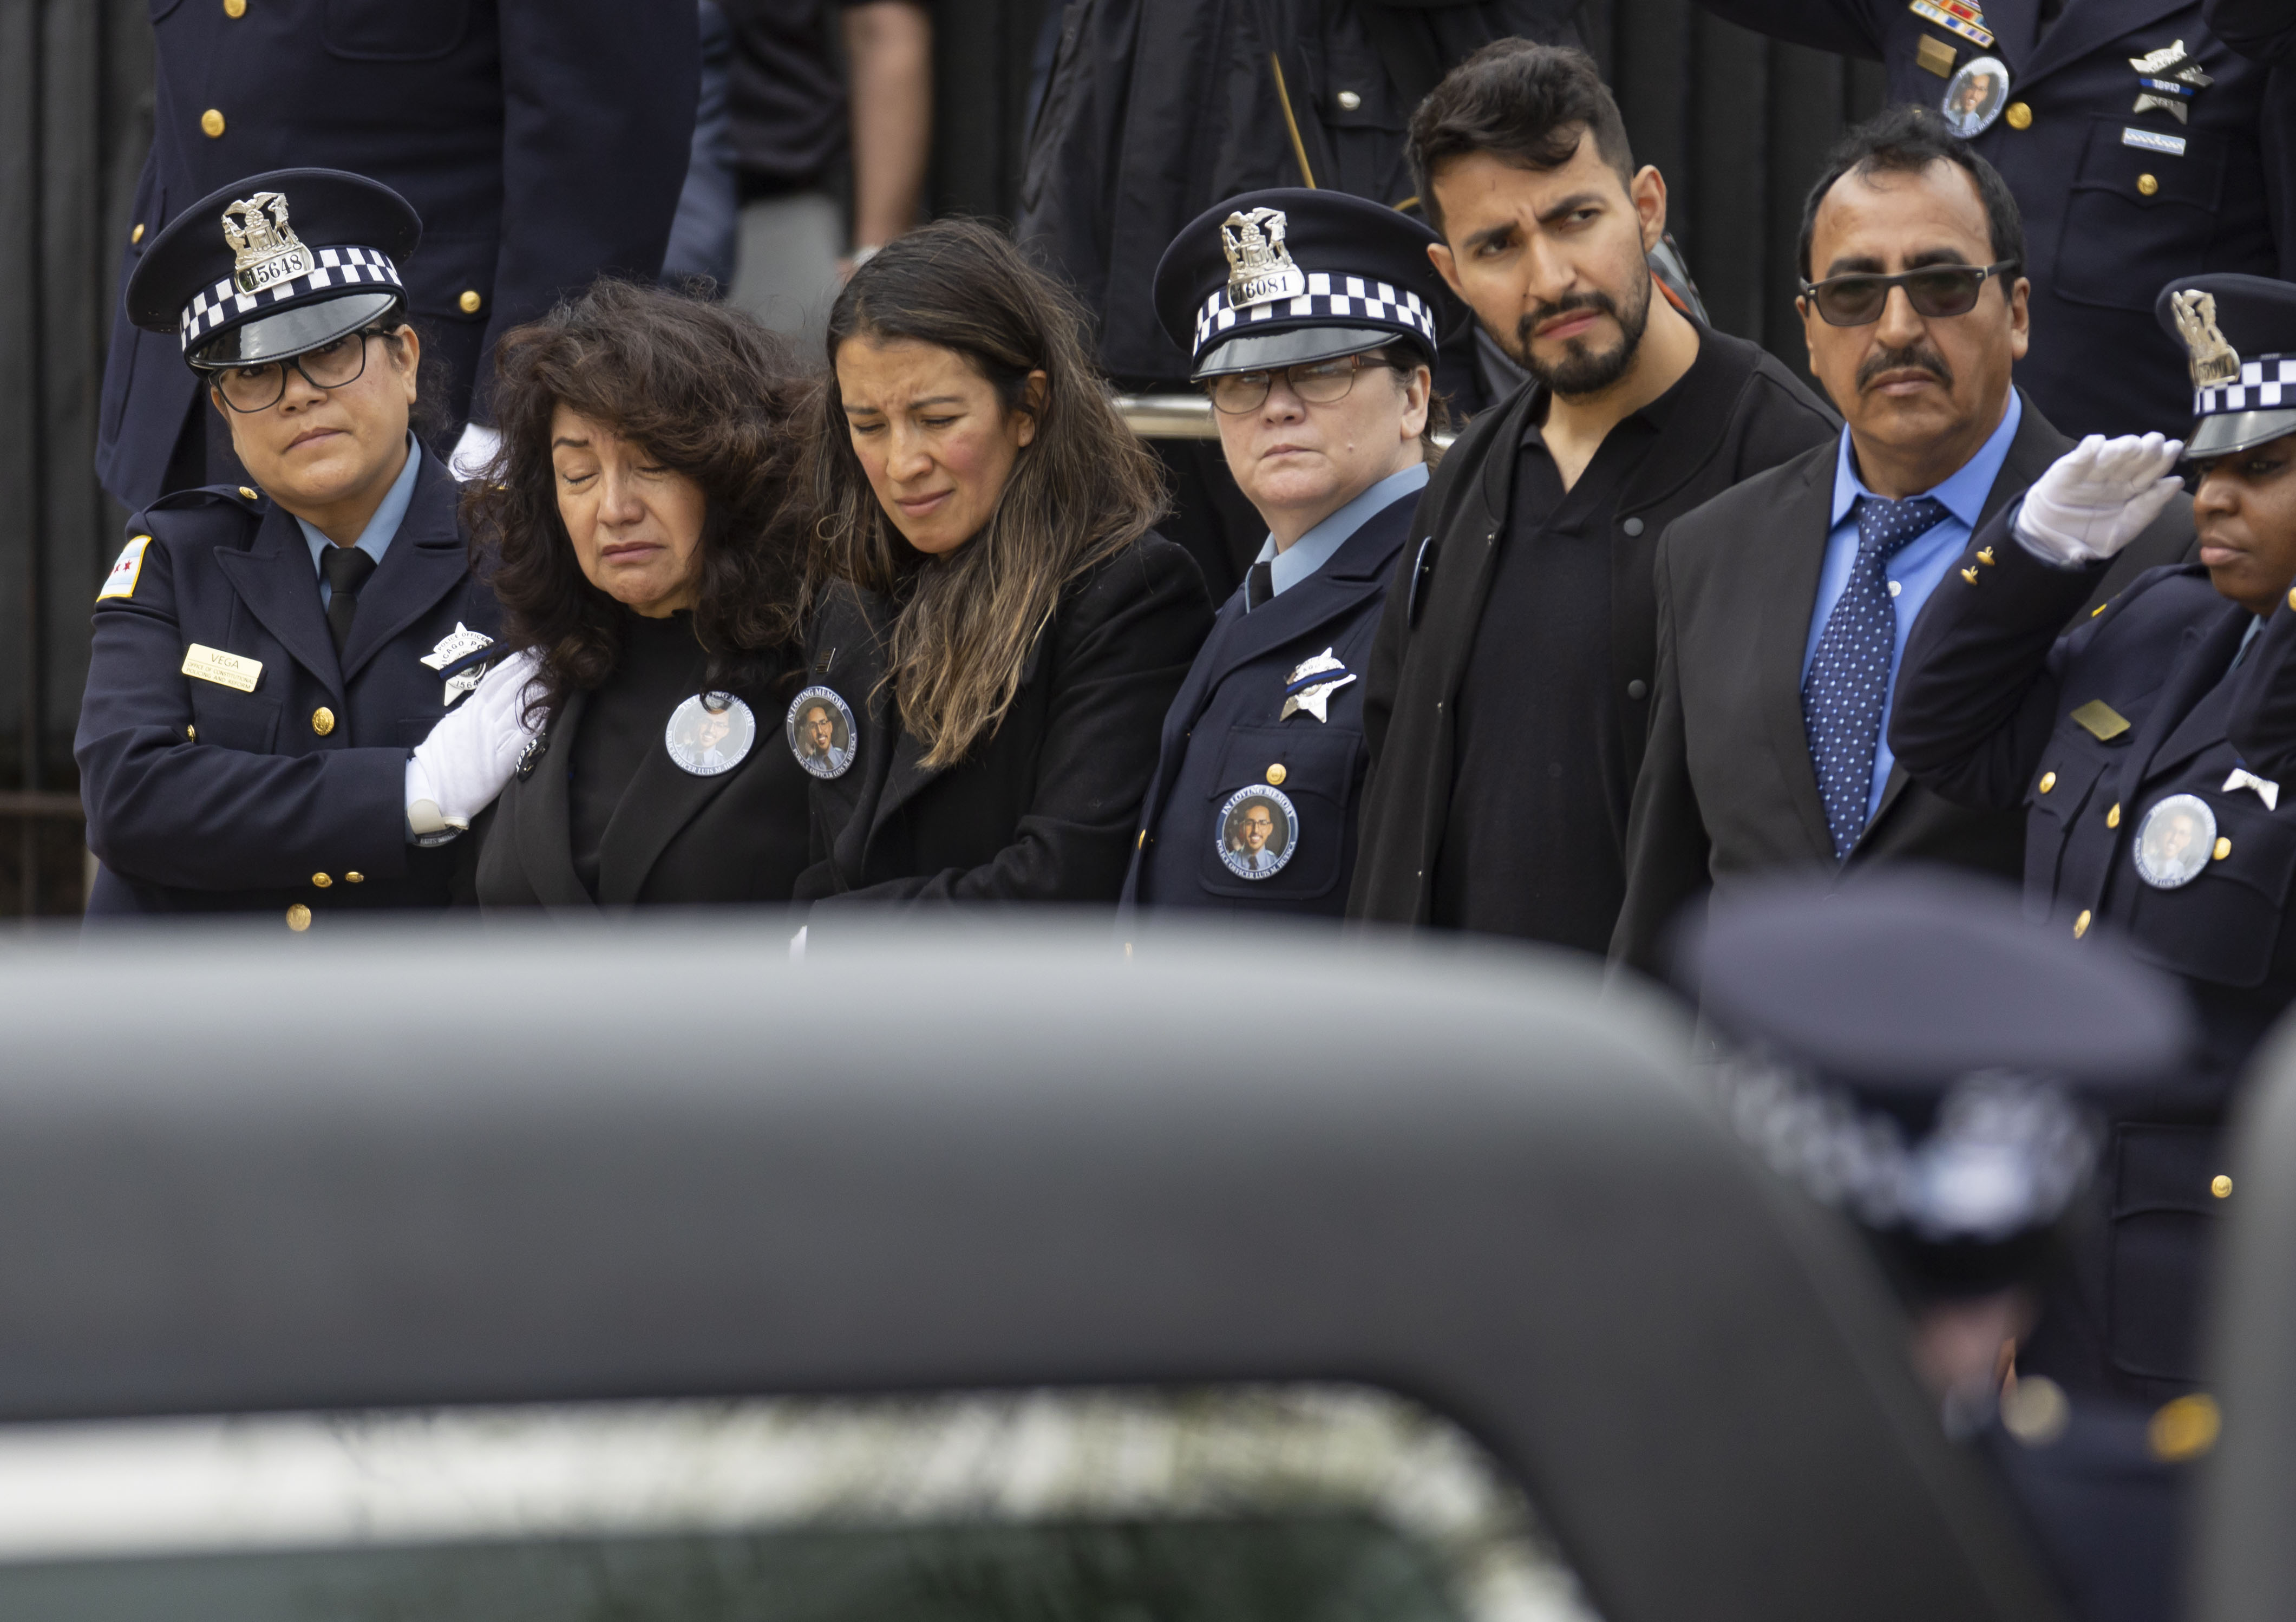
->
xmin=2014 ymin=432 xmax=2187 ymax=566
xmin=406 ymin=649 xmax=542 ymax=838
xmin=447 ymin=420 xmax=503 ymax=483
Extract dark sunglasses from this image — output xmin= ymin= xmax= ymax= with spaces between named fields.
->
xmin=1798 ymin=260 xmax=2020 ymax=327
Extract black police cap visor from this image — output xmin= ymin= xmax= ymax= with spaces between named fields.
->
xmin=1153 ymin=187 xmax=1449 ymax=381
xmin=126 ymin=168 xmax=421 ymax=372
xmin=2155 ymin=271 xmax=2296 ymax=461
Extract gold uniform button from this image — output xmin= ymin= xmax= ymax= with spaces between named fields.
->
xmin=238 ymin=486 xmax=258 ymax=501
xmin=2073 ymin=909 xmax=2092 ymax=939
xmin=311 ymin=706 xmax=336 ymax=736
xmin=1265 ymin=763 xmax=1287 ymax=786
xmin=2038 ymin=771 xmax=2057 ymax=793
xmin=2288 ymin=586 xmax=2296 ymax=611
xmin=2148 ymin=1393 xmax=2220 ymax=1463
xmin=345 ymin=871 xmax=364 ymax=884
xmin=1336 ymin=89 xmax=1362 ymax=110
xmin=130 ymin=222 xmax=145 ymax=244
xmin=285 ymin=904 xmax=312 ymax=932
xmin=2004 ymin=101 xmax=2032 ymax=129
xmin=458 ymin=289 xmax=483 ymax=314
xmin=184 ymin=724 xmax=197 ymax=742
xmin=311 ymin=873 xmax=332 ymax=888
xmin=2212 ymin=1173 xmax=2233 ymax=1199
xmin=224 ymin=0 xmax=246 ymax=13
xmin=2214 ymin=835 xmax=2233 ymax=860
xmin=2107 ymin=802 xmax=2120 ymax=828
xmin=200 ymin=108 xmax=226 ymax=138
xmin=2136 ymin=173 xmax=2160 ymax=197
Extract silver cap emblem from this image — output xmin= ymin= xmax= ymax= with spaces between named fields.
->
xmin=2170 ymin=289 xmax=2241 ymax=387
xmin=222 ymin=191 xmax=316 ymax=296
xmin=1220 ymin=207 xmax=1306 ymax=309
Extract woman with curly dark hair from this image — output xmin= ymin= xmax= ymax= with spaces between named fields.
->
xmin=792 ymin=219 xmax=1214 ymax=908
xmin=456 ymin=279 xmax=816 ymax=907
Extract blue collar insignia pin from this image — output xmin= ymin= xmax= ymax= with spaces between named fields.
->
xmin=1281 ymin=648 xmax=1356 ymax=723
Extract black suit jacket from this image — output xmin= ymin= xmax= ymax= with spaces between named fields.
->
xmin=472 ymin=676 xmax=813 ymax=910
xmin=1610 ymin=393 xmax=2192 ymax=974
xmin=796 ymin=537 xmax=1214 ymax=907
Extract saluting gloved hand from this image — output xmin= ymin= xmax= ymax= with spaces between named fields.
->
xmin=405 ymin=650 xmax=542 ymax=838
xmin=2014 ymin=433 xmax=2188 ymax=566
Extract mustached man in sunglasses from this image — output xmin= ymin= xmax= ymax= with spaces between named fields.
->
xmin=75 ymin=169 xmax=526 ymax=924
xmin=1611 ymin=107 xmax=2192 ymax=977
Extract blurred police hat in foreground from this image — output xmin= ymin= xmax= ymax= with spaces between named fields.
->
xmin=2156 ymin=271 xmax=2296 ymax=460
xmin=1677 ymin=871 xmax=2193 ymax=1294
xmin=1154 ymin=188 xmax=1450 ymax=381
xmin=126 ymin=168 xmax=421 ymax=372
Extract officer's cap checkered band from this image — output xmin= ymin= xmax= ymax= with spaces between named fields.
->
xmin=179 ymin=247 xmax=403 ymax=350
xmin=2194 ymin=354 xmax=2296 ymax=416
xmin=1193 ymin=276 xmax=1436 ymax=362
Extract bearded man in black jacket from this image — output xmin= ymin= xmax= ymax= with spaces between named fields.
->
xmin=1346 ymin=42 xmax=1838 ymax=949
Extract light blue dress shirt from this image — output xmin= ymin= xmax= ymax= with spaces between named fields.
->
xmin=1249 ymin=462 xmax=1429 ymax=600
xmin=1801 ymin=391 xmax=2023 ymax=823
xmin=297 ymin=434 xmax=423 ymax=606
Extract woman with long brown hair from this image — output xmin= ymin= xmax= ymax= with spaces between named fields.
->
xmin=794 ymin=219 xmax=1213 ymax=905
xmin=459 ymin=279 xmax=816 ymax=907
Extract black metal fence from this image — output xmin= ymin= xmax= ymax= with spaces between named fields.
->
xmin=0 ymin=0 xmax=1880 ymax=916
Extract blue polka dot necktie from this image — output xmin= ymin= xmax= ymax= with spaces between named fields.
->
xmin=1802 ymin=494 xmax=1948 ymax=860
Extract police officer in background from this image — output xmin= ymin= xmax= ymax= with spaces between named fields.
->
xmin=76 ymin=170 xmax=532 ymax=925
xmin=1892 ymin=273 xmax=2296 ymax=1408
xmin=1122 ymin=191 xmax=1445 ymax=915
xmin=100 ymin=0 xmax=699 ymax=509
xmin=1697 ymin=0 xmax=2296 ymax=441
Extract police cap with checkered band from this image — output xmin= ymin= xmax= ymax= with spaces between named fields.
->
xmin=1154 ymin=188 xmax=1449 ymax=381
xmin=126 ymin=168 xmax=420 ymax=372
xmin=2155 ymin=272 xmax=2296 ymax=460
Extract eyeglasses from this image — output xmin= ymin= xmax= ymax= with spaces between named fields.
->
xmin=1206 ymin=352 xmax=1390 ymax=415
xmin=206 ymin=328 xmax=395 ymax=413
xmin=1797 ymin=260 xmax=2020 ymax=327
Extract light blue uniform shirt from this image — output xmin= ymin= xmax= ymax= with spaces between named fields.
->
xmin=297 ymin=434 xmax=423 ymax=606
xmin=1249 ymin=462 xmax=1429 ymax=599
xmin=1801 ymin=391 xmax=2023 ymax=823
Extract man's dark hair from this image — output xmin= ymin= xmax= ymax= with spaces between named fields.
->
xmin=1407 ymin=41 xmax=1635 ymax=238
xmin=1795 ymin=105 xmax=2024 ymax=283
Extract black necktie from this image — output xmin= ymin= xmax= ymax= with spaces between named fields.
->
xmin=320 ymin=545 xmax=377 ymax=657
xmin=1246 ymin=560 xmax=1275 ymax=612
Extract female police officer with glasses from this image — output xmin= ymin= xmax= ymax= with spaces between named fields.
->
xmin=1891 ymin=272 xmax=2296 ymax=1398
xmin=75 ymin=168 xmax=518 ymax=925
xmin=1121 ymin=189 xmax=1446 ymax=915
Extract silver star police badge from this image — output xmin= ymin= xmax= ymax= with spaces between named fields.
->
xmin=2129 ymin=40 xmax=2212 ymax=124
xmin=1280 ymin=648 xmax=1357 ymax=723
xmin=420 ymin=623 xmax=498 ymax=706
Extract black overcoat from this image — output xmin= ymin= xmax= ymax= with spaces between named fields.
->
xmin=1016 ymin=0 xmax=1577 ymax=385
xmin=1608 ymin=394 xmax=2192 ymax=974
xmin=99 ymin=0 xmax=698 ymax=508
xmin=1891 ymin=515 xmax=2295 ymax=1393
xmin=1121 ymin=489 xmax=1412 ymax=916
xmin=1697 ymin=0 xmax=2296 ymax=439
xmin=1347 ymin=325 xmax=1841 ymax=927
xmin=471 ymin=673 xmax=813 ymax=910
xmin=796 ymin=537 xmax=1214 ymax=907
xmin=75 ymin=449 xmax=502 ymax=921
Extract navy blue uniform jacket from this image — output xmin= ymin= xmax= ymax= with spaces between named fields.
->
xmin=1121 ymin=490 xmax=1412 ymax=914
xmin=98 ymin=0 xmax=699 ymax=509
xmin=1893 ymin=511 xmax=2292 ymax=1392
xmin=75 ymin=450 xmax=503 ymax=919
xmin=1699 ymin=0 xmax=2296 ymax=439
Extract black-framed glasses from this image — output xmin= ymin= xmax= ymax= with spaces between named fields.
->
xmin=1797 ymin=260 xmax=2020 ymax=327
xmin=1206 ymin=352 xmax=1391 ymax=415
xmin=206 ymin=328 xmax=396 ymax=413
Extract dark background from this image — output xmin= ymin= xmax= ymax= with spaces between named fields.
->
xmin=0 ymin=0 xmax=1882 ymax=914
